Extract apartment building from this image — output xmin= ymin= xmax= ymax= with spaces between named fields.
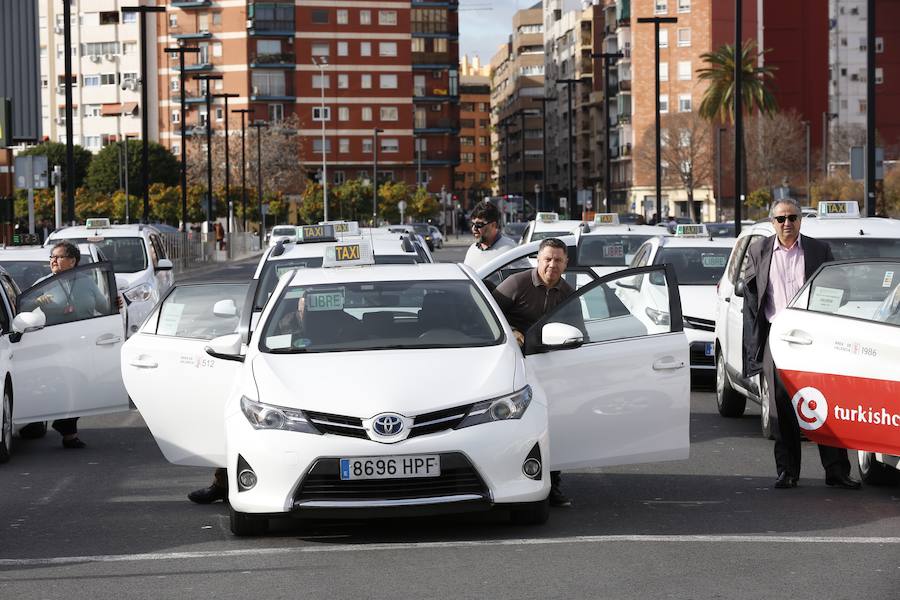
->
xmin=38 ymin=0 xmax=157 ymax=152
xmin=157 ymin=0 xmax=458 ymax=196
xmin=456 ymin=73 xmax=491 ymax=208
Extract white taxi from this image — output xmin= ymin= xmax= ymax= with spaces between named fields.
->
xmin=521 ymin=212 xmax=590 ymax=244
xmin=0 ymin=243 xmax=107 ymax=290
xmin=625 ymin=225 xmax=736 ymax=383
xmin=268 ymin=225 xmax=299 ymax=247
xmin=577 ymin=214 xmax=664 ymax=279
xmin=714 ymin=201 xmax=900 ymax=437
xmin=769 ymin=258 xmax=900 ymax=484
xmin=121 ymin=242 xmax=690 ymax=534
xmin=46 ymin=219 xmax=175 ymax=336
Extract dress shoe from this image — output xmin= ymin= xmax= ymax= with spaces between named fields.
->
xmin=825 ymin=474 xmax=862 ymax=490
xmin=62 ymin=437 xmax=86 ymax=449
xmin=188 ymin=484 xmax=227 ymax=504
xmin=548 ymin=486 xmax=573 ymax=507
xmin=774 ymin=472 xmax=797 ymax=489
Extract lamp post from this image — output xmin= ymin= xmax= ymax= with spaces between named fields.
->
xmin=802 ymin=120 xmax=811 ymax=205
xmin=62 ymin=0 xmax=75 ymax=223
xmin=865 ymin=0 xmax=876 ymax=217
xmin=164 ymin=46 xmax=200 ymax=231
xmin=312 ymin=56 xmax=329 ymax=221
xmin=233 ymin=108 xmax=253 ymax=233
xmin=213 ymin=93 xmax=238 ymax=235
xmin=592 ymin=52 xmax=623 ymax=213
xmin=557 ymin=78 xmax=591 ymax=218
xmin=637 ymin=16 xmax=678 ymax=224
xmin=372 ymin=128 xmax=384 ymax=225
xmin=716 ymin=126 xmax=725 ymax=223
xmin=193 ymin=74 xmax=223 ymax=226
xmin=250 ymin=120 xmax=267 ymax=248
xmin=121 ymin=5 xmax=166 ymax=223
xmin=537 ymin=96 xmax=555 ymax=212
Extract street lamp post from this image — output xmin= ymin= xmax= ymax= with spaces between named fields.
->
xmin=121 ymin=5 xmax=166 ymax=223
xmin=557 ymin=78 xmax=591 ymax=218
xmin=312 ymin=56 xmax=329 ymax=221
xmin=731 ymin=0 xmax=744 ymax=235
xmin=637 ymin=16 xmax=678 ymax=224
xmin=213 ymin=93 xmax=238 ymax=235
xmin=251 ymin=120 xmax=267 ymax=248
xmin=592 ymin=52 xmax=623 ymax=213
xmin=164 ymin=46 xmax=200 ymax=231
xmin=865 ymin=0 xmax=876 ymax=217
xmin=233 ymin=108 xmax=253 ymax=233
xmin=802 ymin=120 xmax=811 ymax=205
xmin=716 ymin=126 xmax=725 ymax=223
xmin=194 ymin=74 xmax=223 ymax=226
xmin=372 ymin=128 xmax=384 ymax=225
xmin=537 ymin=96 xmax=555 ymax=212
xmin=62 ymin=0 xmax=75 ymax=224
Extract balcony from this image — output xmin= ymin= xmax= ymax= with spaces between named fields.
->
xmin=620 ymin=142 xmax=632 ymax=157
xmin=173 ymin=31 xmax=212 ymax=41
xmin=414 ymin=117 xmax=459 ymax=135
xmin=618 ymin=113 xmax=631 ymax=124
xmin=171 ymin=0 xmax=211 ymax=8
xmin=618 ymin=79 xmax=631 ymax=92
xmin=250 ymin=52 xmax=295 ymax=68
xmin=248 ymin=20 xmax=295 ymax=37
xmin=178 ymin=62 xmax=214 ymax=73
xmin=412 ymin=0 xmax=459 ymax=8
xmin=616 ymin=0 xmax=630 ymax=24
xmin=412 ymin=52 xmax=454 ymax=68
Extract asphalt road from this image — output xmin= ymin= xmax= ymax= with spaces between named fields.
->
xmin=1 ymin=245 xmax=898 ymax=599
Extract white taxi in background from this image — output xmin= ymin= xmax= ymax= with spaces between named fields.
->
xmin=577 ymin=213 xmax=664 ymax=279
xmin=625 ymin=225 xmax=736 ymax=384
xmin=770 ymin=258 xmax=900 ymax=485
xmin=521 ymin=212 xmax=590 ymax=244
xmin=268 ymin=225 xmax=299 ymax=247
xmin=122 ymin=241 xmax=690 ymax=534
xmin=714 ymin=201 xmax=900 ymax=437
xmin=46 ymin=218 xmax=175 ymax=336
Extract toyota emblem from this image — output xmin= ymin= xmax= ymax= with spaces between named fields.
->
xmin=373 ymin=414 xmax=404 ymax=436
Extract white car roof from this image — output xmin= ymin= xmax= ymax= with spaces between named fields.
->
xmin=47 ymin=223 xmax=160 ymax=241
xmin=656 ymin=236 xmax=737 ymax=250
xmin=254 ymin=235 xmax=419 ymax=278
xmin=0 ymin=243 xmax=99 ymax=261
xmin=533 ymin=219 xmax=586 ymax=233
xmin=739 ymin=216 xmax=900 ymax=240
xmin=581 ymin=224 xmax=662 ymax=237
xmin=286 ymin=262 xmax=467 ymax=287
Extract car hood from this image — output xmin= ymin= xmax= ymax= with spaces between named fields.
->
xmin=679 ymin=285 xmax=717 ymax=321
xmin=251 ymin=344 xmax=519 ymax=417
xmin=115 ymin=271 xmax=146 ymax=291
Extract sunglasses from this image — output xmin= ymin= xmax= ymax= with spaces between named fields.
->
xmin=471 ymin=221 xmax=494 ymax=230
xmin=773 ymin=214 xmax=799 ymax=224
xmin=50 ymin=254 xmax=73 ymax=261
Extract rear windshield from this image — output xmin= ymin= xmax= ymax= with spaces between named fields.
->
xmin=272 ymin=227 xmax=296 ymax=237
xmin=578 ymin=235 xmax=655 ymax=266
xmin=531 ymin=230 xmax=569 ymax=241
xmin=67 ymin=237 xmax=147 ymax=273
xmin=655 ymin=247 xmax=732 ymax=285
xmin=825 ymin=238 xmax=900 ymax=260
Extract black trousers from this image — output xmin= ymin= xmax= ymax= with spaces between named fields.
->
xmin=52 ymin=417 xmax=78 ymax=437
xmin=762 ymin=336 xmax=850 ymax=479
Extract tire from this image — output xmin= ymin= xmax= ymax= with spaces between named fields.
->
xmin=229 ymin=507 xmax=269 ymax=536
xmin=18 ymin=421 xmax=48 ymax=440
xmin=715 ymin=349 xmax=746 ymax=417
xmin=858 ymin=451 xmax=900 ymax=486
xmin=0 ymin=389 xmax=11 ymax=464
xmin=510 ymin=498 xmax=550 ymax=526
xmin=760 ymin=375 xmax=775 ymax=440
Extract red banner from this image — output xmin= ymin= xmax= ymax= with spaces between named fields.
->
xmin=778 ymin=369 xmax=900 ymax=456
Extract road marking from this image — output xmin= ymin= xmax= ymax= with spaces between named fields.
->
xmin=3 ymin=535 xmax=900 ymax=568
xmin=34 ymin=476 xmax=73 ymax=507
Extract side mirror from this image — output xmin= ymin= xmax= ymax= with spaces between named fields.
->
xmin=204 ymin=332 xmax=244 ymax=362
xmin=734 ymin=280 xmax=745 ymax=297
xmin=12 ymin=309 xmax=47 ymax=334
xmin=213 ymin=298 xmax=238 ymax=318
xmin=156 ymin=258 xmax=174 ymax=271
xmin=540 ymin=322 xmax=584 ymax=348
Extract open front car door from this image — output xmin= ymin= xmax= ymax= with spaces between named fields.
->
xmin=523 ymin=264 xmax=690 ymax=470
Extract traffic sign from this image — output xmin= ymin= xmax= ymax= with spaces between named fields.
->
xmin=397 ymin=200 xmax=407 ymax=211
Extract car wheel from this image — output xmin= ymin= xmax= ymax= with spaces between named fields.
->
xmin=0 ymin=389 xmax=12 ymax=464
xmin=760 ymin=375 xmax=775 ymax=440
xmin=510 ymin=498 xmax=550 ymax=526
xmin=18 ymin=421 xmax=48 ymax=439
xmin=715 ymin=349 xmax=746 ymax=417
xmin=858 ymin=451 xmax=900 ymax=486
xmin=229 ymin=506 xmax=269 ymax=536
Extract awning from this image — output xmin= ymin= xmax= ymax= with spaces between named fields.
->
xmin=101 ymin=103 xmax=122 ymax=116
xmin=121 ymin=102 xmax=138 ymax=116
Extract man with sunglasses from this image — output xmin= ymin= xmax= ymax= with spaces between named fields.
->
xmin=741 ymin=198 xmax=858 ymax=490
xmin=463 ymin=201 xmax=519 ymax=269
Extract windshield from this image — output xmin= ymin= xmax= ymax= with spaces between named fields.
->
xmin=411 ymin=224 xmax=430 ymax=236
xmin=67 ymin=237 xmax=147 ymax=273
xmin=0 ymin=261 xmax=52 ymax=289
xmin=260 ymin=280 xmax=503 ymax=353
xmin=655 ymin=247 xmax=731 ymax=285
xmin=825 ymin=238 xmax=900 ymax=260
xmin=578 ymin=235 xmax=655 ymax=266
xmin=272 ymin=227 xmax=296 ymax=237
xmin=531 ymin=230 xmax=569 ymax=241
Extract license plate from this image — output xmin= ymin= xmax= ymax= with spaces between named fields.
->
xmin=705 ymin=342 xmax=714 ymax=357
xmin=339 ymin=455 xmax=440 ymax=480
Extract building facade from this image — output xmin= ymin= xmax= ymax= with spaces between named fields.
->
xmin=456 ymin=74 xmax=491 ymax=209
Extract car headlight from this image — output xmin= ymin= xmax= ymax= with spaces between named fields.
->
xmin=645 ymin=307 xmax=670 ymax=326
xmin=240 ymin=396 xmax=321 ymax=434
xmin=124 ymin=283 xmax=152 ymax=303
xmin=456 ymin=386 xmax=532 ymax=429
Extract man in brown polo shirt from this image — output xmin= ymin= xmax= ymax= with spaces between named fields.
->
xmin=492 ymin=237 xmax=574 ymax=507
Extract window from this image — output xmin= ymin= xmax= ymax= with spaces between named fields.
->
xmin=337 ymin=10 xmax=348 ymax=25
xmin=82 ymin=41 xmax=119 ymax=57
xmin=876 ymin=37 xmax=884 ymax=53
xmin=678 ymin=94 xmax=692 ymax=112
xmin=434 ymin=38 xmax=447 ymax=53
xmin=215 ymin=107 xmax=224 ymax=121
xmin=414 ymin=75 xmax=426 ymax=96
xmin=311 ymin=10 xmax=329 ymax=24
xmin=339 ymin=138 xmax=350 ymax=153
xmin=312 ymin=42 xmax=330 ymax=57
xmin=379 ymin=42 xmax=398 ymax=57
xmin=337 ymin=41 xmax=348 ymax=56
xmin=338 ymin=106 xmax=350 ymax=121
xmin=252 ymin=71 xmax=287 ymax=96
xmin=380 ymin=74 xmax=398 ymax=89
xmin=312 ymin=139 xmax=332 ymax=153
xmin=83 ymin=75 xmax=101 ymax=87
xmin=312 ymin=74 xmax=329 ymax=89
xmin=678 ymin=61 xmax=691 ymax=80
xmin=415 ymin=108 xmax=427 ymax=128
xmin=380 ymin=106 xmax=399 ymax=121
xmin=361 ymin=106 xmax=373 ymax=121
xmin=171 ymin=144 xmax=180 ymax=155
xmin=83 ymin=135 xmax=102 ymax=150
xmin=412 ymin=38 xmax=425 ymax=53
xmin=168 ymin=14 xmax=177 ymax=28
xmin=312 ymin=106 xmax=331 ymax=121
xmin=461 ymin=152 xmax=474 ymax=163
xmin=655 ymin=0 xmax=667 ymax=14
xmin=677 ymin=0 xmax=690 ymax=12
xmin=122 ymin=42 xmax=137 ymax=55
xmin=171 ymin=110 xmax=181 ymax=124
xmin=875 ymin=67 xmax=884 ymax=85
xmin=198 ymin=14 xmax=209 ymax=32
xmin=85 ymin=104 xmax=101 ymax=117
xmin=859 ymin=99 xmax=867 ymax=114
xmin=268 ymin=104 xmax=284 ymax=122
xmin=199 ymin=107 xmax=208 ymax=125
xmin=415 ymin=138 xmax=427 ymax=153
xmin=360 ymin=42 xmax=371 ymax=56
xmin=360 ymin=10 xmax=371 ymax=25
xmin=334 ymin=170 xmax=346 ymax=184
xmin=103 ymin=11 xmax=123 ymax=25
xmin=362 ymin=139 xmax=373 ymax=153
xmin=660 ymin=62 xmax=669 ymax=81
xmin=212 ymin=12 xmax=222 ymax=25
xmin=212 ymin=42 xmax=222 ymax=58
xmin=677 ymin=28 xmax=690 ymax=47
xmin=361 ymin=74 xmax=372 ymax=89
xmin=379 ymin=11 xmax=397 ymax=25
xmin=337 ymin=74 xmax=349 ymax=89
xmin=380 ymin=138 xmax=399 ymax=153
xmin=660 ymin=95 xmax=669 ymax=113
xmin=169 ymin=77 xmax=180 ymax=92
xmin=658 ymin=29 xmax=668 ymax=48
xmin=460 ymin=136 xmax=474 ymax=146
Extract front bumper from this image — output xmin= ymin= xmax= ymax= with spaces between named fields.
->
xmin=685 ymin=328 xmax=715 ymax=371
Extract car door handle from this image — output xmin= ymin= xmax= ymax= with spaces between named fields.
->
xmin=724 ymin=297 xmax=730 ymax=303
xmin=128 ymin=356 xmax=158 ymax=369
xmin=96 ymin=334 xmax=122 ymax=346
xmin=652 ymin=358 xmax=685 ymax=371
xmin=779 ymin=333 xmax=813 ymax=345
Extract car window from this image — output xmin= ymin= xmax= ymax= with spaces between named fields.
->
xmin=253 ymin=258 xmax=325 ymax=310
xmin=824 ymin=238 xmax=900 ymax=260
xmin=273 ymin=227 xmax=296 ymax=237
xmin=725 ymin=235 xmax=751 ymax=284
xmin=0 ymin=274 xmax=16 ymax=332
xmin=0 ymin=260 xmax=52 ymax=290
xmin=150 ymin=234 xmax=168 ymax=261
xmin=796 ymin=261 xmax=900 ymax=325
xmin=531 ymin=230 xmax=569 ymax=241
xmin=153 ymin=283 xmax=248 ymax=339
xmin=655 ymin=247 xmax=731 ymax=285
xmin=17 ymin=263 xmax=116 ymax=327
xmin=66 ymin=237 xmax=148 ymax=273
xmin=577 ymin=235 xmax=655 ymax=267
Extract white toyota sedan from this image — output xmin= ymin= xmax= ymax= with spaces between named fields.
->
xmin=122 ymin=242 xmax=690 ymax=535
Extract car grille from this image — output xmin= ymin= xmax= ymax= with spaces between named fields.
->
xmin=684 ymin=315 xmax=715 ymax=331
xmin=294 ymin=452 xmax=488 ymax=502
xmin=305 ymin=411 xmax=367 ymax=439
xmin=689 ymin=342 xmax=715 ymax=367
xmin=409 ymin=404 xmax=472 ymax=438
xmin=304 ymin=403 xmax=474 ymax=440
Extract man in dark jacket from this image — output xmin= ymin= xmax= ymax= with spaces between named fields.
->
xmin=742 ymin=198 xmax=859 ymax=490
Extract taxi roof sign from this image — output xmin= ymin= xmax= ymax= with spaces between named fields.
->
xmin=818 ymin=201 xmax=861 ymax=219
xmin=675 ymin=224 xmax=709 ymax=237
xmin=298 ymin=224 xmax=336 ymax=243
xmin=323 ymin=241 xmax=375 ymax=267
xmin=593 ymin=213 xmax=620 ymax=226
xmin=536 ymin=212 xmax=559 ymax=223
xmin=85 ymin=218 xmax=111 ymax=229
xmin=320 ymin=220 xmax=360 ymax=235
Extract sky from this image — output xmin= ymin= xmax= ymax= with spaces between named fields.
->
xmin=459 ymin=0 xmax=523 ymax=68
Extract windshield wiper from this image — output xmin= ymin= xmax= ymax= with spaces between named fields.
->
xmin=267 ymin=347 xmax=308 ymax=354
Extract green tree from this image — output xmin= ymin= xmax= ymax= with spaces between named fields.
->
xmin=19 ymin=141 xmax=93 ymax=190
xmin=86 ymin=140 xmax=180 ymax=194
xmin=697 ymin=41 xmax=778 ymax=124
xmin=409 ymin=186 xmax=441 ymax=221
xmin=377 ymin=181 xmax=414 ymax=224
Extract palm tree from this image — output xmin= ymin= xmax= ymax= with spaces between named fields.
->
xmin=697 ymin=40 xmax=778 ymax=123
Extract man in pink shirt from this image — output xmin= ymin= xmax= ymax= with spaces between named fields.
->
xmin=741 ymin=198 xmax=859 ymax=490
